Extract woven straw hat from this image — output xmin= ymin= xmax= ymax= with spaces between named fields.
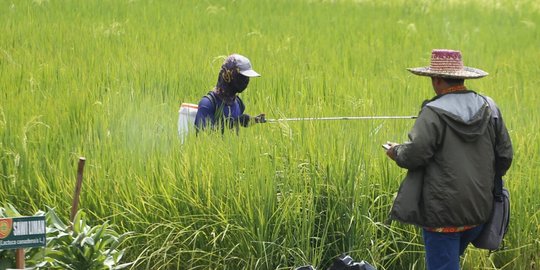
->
xmin=407 ymin=49 xmax=488 ymax=79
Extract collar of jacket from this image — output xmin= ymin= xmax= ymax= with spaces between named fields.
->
xmin=421 ymin=90 xmax=477 ymax=108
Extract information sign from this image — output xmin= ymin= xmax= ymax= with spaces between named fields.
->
xmin=0 ymin=216 xmax=46 ymax=250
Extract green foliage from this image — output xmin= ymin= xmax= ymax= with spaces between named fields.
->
xmin=31 ymin=207 xmax=133 ymax=270
xmin=0 ymin=205 xmax=132 ymax=270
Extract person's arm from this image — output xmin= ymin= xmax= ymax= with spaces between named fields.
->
xmin=194 ymin=97 xmax=216 ymax=133
xmin=235 ymin=96 xmax=266 ymax=127
xmin=392 ymin=108 xmax=442 ymax=169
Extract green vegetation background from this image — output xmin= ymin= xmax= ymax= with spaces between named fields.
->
xmin=1 ymin=0 xmax=538 ymax=269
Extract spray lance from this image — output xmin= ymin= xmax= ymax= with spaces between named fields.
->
xmin=262 ymin=115 xmax=416 ymax=150
xmin=265 ymin=115 xmax=417 ymax=123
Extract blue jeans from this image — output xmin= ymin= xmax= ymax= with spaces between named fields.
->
xmin=422 ymin=224 xmax=484 ymax=270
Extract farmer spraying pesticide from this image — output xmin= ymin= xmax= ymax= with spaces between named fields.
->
xmin=195 ymin=54 xmax=266 ymax=134
xmin=178 ymin=54 xmax=266 ymax=142
xmin=177 ymin=54 xmax=417 ymax=143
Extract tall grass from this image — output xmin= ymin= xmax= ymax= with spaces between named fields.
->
xmin=1 ymin=0 xmax=539 ymax=269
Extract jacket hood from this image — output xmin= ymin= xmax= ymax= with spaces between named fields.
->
xmin=424 ymin=91 xmax=491 ymax=142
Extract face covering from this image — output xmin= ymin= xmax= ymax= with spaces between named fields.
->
xmin=231 ymin=74 xmax=249 ymax=93
xmin=214 ymin=58 xmax=250 ymax=104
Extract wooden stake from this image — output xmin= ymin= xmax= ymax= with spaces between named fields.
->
xmin=15 ymin=248 xmax=24 ymax=269
xmin=70 ymin=157 xmax=86 ymax=222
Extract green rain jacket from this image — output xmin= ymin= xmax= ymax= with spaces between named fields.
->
xmin=390 ymin=90 xmax=513 ymax=228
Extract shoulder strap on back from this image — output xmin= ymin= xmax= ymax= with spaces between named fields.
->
xmin=480 ymin=94 xmax=504 ymax=200
xmin=203 ymin=91 xmax=225 ymax=133
xmin=204 ymin=91 xmax=217 ymax=109
xmin=205 ymin=91 xmax=244 ymax=111
xmin=236 ymin=95 xmax=245 ymax=112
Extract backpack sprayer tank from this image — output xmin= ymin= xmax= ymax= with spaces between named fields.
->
xmin=178 ymin=103 xmax=198 ymax=143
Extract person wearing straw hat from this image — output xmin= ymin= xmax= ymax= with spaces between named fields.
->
xmin=384 ymin=49 xmax=513 ymax=269
xmin=195 ymin=54 xmax=266 ymax=134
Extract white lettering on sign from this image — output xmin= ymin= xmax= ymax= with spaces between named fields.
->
xmin=17 ymin=238 xmax=40 ymax=244
xmin=0 ymin=240 xmax=17 ymax=245
xmin=13 ymin=220 xmax=46 ymax=236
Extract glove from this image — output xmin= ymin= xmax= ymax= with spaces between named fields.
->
xmin=239 ymin=113 xmax=266 ymax=127
xmin=254 ymin=113 xmax=266 ymax=123
xmin=238 ymin=114 xmax=250 ymax=127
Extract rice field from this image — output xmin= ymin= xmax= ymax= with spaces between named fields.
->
xmin=1 ymin=0 xmax=539 ymax=269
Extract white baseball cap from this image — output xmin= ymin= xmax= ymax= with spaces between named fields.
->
xmin=230 ymin=54 xmax=261 ymax=77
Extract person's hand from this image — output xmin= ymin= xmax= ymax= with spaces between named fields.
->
xmin=385 ymin=142 xmax=399 ymax=160
xmin=254 ymin=113 xmax=266 ymax=124
xmin=238 ymin=114 xmax=250 ymax=127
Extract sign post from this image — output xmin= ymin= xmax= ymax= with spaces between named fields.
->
xmin=0 ymin=215 xmax=47 ymax=269
xmin=15 ymin=249 xmax=24 ymax=269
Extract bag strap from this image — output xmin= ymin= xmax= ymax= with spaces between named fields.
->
xmin=203 ymin=91 xmax=226 ymax=133
xmin=236 ymin=95 xmax=245 ymax=112
xmin=481 ymin=95 xmax=504 ymax=201
xmin=204 ymin=91 xmax=217 ymax=109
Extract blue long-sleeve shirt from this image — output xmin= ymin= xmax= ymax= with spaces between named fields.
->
xmin=194 ymin=93 xmax=245 ymax=133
